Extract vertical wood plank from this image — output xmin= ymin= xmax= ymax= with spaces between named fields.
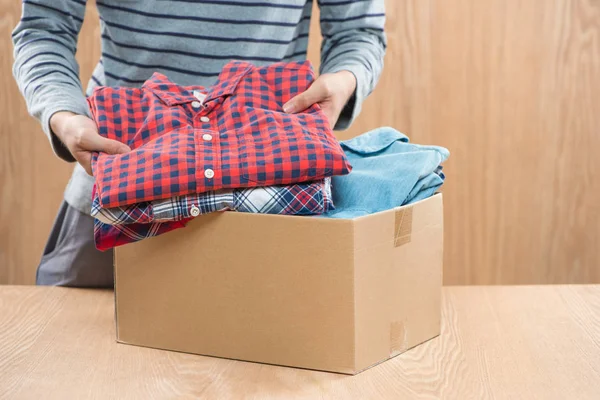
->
xmin=0 ymin=0 xmax=101 ymax=284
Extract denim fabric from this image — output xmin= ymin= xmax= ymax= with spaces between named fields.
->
xmin=322 ymin=127 xmax=449 ymax=219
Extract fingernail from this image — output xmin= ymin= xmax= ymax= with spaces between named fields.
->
xmin=283 ymin=103 xmax=294 ymax=113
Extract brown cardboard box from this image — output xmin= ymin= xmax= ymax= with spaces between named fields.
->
xmin=114 ymin=193 xmax=443 ymax=375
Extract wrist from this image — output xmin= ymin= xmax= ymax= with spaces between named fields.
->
xmin=50 ymin=111 xmax=77 ymax=142
xmin=334 ymin=70 xmax=357 ymax=99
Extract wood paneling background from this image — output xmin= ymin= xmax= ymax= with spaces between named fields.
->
xmin=0 ymin=0 xmax=100 ymax=285
xmin=1 ymin=0 xmax=599 ymax=285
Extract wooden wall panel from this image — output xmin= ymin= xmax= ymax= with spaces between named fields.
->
xmin=0 ymin=0 xmax=100 ymax=284
xmin=1 ymin=0 xmax=599 ymax=285
xmin=343 ymin=0 xmax=600 ymax=284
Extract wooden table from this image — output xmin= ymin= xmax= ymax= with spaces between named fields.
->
xmin=1 ymin=286 xmax=599 ymax=399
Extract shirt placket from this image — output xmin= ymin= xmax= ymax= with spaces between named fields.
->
xmin=191 ymin=90 xmax=222 ymax=198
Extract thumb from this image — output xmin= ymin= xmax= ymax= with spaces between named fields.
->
xmin=87 ymin=134 xmax=131 ymax=155
xmin=283 ymin=84 xmax=323 ymax=114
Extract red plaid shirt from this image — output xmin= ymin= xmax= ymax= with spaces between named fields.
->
xmin=88 ymin=60 xmax=351 ymax=208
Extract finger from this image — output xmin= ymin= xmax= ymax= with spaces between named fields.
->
xmin=73 ymin=150 xmax=93 ymax=176
xmin=83 ymin=133 xmax=131 ymax=155
xmin=283 ymin=84 xmax=325 ymax=114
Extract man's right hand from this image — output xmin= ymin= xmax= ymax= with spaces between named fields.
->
xmin=50 ymin=111 xmax=131 ymax=176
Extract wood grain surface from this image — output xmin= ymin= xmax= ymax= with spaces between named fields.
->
xmin=1 ymin=285 xmax=599 ymax=399
xmin=1 ymin=0 xmax=599 ymax=284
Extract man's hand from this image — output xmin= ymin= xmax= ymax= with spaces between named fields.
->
xmin=50 ymin=111 xmax=131 ymax=176
xmin=283 ymin=70 xmax=356 ymax=128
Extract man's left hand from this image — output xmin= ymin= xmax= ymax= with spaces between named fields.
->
xmin=283 ymin=70 xmax=356 ymax=128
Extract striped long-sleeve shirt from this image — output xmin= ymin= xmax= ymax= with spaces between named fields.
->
xmin=12 ymin=0 xmax=386 ymax=214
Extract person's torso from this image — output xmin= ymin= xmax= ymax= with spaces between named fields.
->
xmin=87 ymin=0 xmax=314 ymax=94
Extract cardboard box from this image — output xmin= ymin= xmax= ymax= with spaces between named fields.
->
xmin=114 ymin=193 xmax=443 ymax=375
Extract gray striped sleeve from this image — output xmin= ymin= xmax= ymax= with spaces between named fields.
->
xmin=318 ymin=0 xmax=386 ymax=130
xmin=12 ymin=0 xmax=90 ymax=162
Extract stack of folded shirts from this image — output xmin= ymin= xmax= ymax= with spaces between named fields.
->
xmin=89 ymin=61 xmax=351 ymax=250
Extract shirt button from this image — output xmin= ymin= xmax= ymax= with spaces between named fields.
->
xmin=192 ymin=101 xmax=202 ymax=109
xmin=202 ymin=134 xmax=213 ymax=141
xmin=204 ymin=169 xmax=214 ymax=179
xmin=200 ymin=116 xmax=210 ymax=123
xmin=190 ymin=205 xmax=200 ymax=217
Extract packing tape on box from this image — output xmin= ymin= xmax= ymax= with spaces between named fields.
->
xmin=394 ymin=207 xmax=413 ymax=247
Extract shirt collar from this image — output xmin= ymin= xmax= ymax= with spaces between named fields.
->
xmin=143 ymin=61 xmax=253 ymax=106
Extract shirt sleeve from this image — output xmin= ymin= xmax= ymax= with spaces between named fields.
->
xmin=12 ymin=0 xmax=91 ymax=162
xmin=317 ymin=0 xmax=387 ymax=130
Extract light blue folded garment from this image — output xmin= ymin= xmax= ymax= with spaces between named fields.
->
xmin=322 ymin=127 xmax=449 ymax=219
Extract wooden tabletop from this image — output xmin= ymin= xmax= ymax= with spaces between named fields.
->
xmin=1 ymin=286 xmax=599 ymax=399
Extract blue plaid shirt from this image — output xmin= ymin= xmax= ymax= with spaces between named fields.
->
xmin=93 ymin=178 xmax=333 ymax=226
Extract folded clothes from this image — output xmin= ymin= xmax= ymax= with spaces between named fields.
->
xmin=322 ymin=127 xmax=449 ymax=219
xmin=94 ymin=217 xmax=190 ymax=252
xmin=92 ymin=178 xmax=333 ymax=225
xmin=91 ymin=126 xmax=448 ymax=250
xmin=88 ymin=60 xmax=351 ymax=209
xmin=92 ymin=179 xmax=333 ymax=250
